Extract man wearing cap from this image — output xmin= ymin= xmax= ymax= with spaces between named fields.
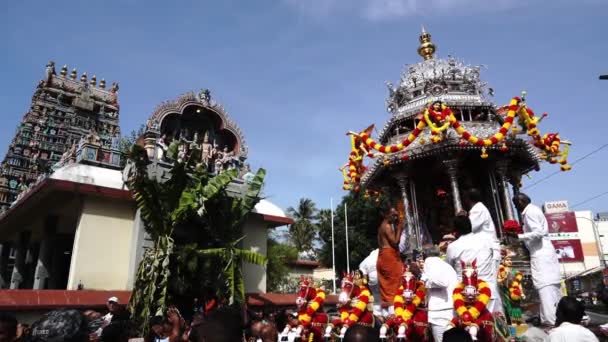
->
xmin=95 ymin=296 xmax=128 ymax=337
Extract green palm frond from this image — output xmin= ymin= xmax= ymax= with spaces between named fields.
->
xmin=202 ymin=168 xmax=237 ymax=200
xmin=236 ymin=249 xmax=267 ymax=266
xmin=232 ymin=168 xmax=266 ymax=227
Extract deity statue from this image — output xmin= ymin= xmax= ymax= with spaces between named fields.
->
xmin=109 ymin=82 xmax=119 ymax=94
xmin=214 ymin=145 xmax=224 ymax=173
xmin=84 ymin=128 xmax=101 ymax=146
xmin=177 ymin=143 xmax=187 ymax=163
xmin=241 ymin=163 xmax=255 ymax=183
xmin=498 ymin=250 xmax=525 ymax=326
xmin=198 ymin=89 xmax=211 ymax=104
xmin=45 ymin=61 xmax=56 ymax=85
xmin=156 ymin=134 xmax=169 ymax=161
xmin=222 ymin=146 xmax=236 ymax=169
xmin=200 ymin=132 xmax=214 ymax=168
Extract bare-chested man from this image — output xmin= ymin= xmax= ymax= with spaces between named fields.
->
xmin=376 ymin=207 xmax=404 ymax=314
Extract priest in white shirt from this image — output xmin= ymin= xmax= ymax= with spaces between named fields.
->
xmin=359 ymin=249 xmax=382 ymax=316
xmin=548 ymin=296 xmax=598 ymax=341
xmin=419 ymin=246 xmax=458 ymax=342
xmin=511 ymin=193 xmax=562 ymax=326
xmin=446 ymin=214 xmax=500 ymax=313
xmin=463 ymin=188 xmax=503 ymax=314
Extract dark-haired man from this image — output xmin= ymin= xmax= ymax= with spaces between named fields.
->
xmin=343 ymin=324 xmax=380 ymax=342
xmin=0 ymin=313 xmax=17 ymax=342
xmin=376 ymin=207 xmax=403 ymax=315
xmin=548 ymin=296 xmax=598 ymax=341
xmin=446 ymin=214 xmax=498 ymax=311
xmin=512 ymin=193 xmax=562 ymax=326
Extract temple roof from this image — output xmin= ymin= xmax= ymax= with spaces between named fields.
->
xmin=145 ymin=90 xmax=248 ymax=159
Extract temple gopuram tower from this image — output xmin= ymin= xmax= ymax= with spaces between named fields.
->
xmin=0 ymin=61 xmax=121 ymax=211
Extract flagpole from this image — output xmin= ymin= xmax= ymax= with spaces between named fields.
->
xmin=330 ymin=197 xmax=336 ymax=294
xmin=345 ymin=203 xmax=350 ymax=273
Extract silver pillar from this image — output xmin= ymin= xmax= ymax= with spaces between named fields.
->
xmin=33 ymin=219 xmax=57 ymax=290
xmin=488 ymin=171 xmax=505 ymax=240
xmin=443 ymin=159 xmax=463 ymax=213
xmin=496 ymin=161 xmax=516 ymax=221
xmin=10 ymin=232 xmax=29 ymax=289
xmin=396 ymin=175 xmax=416 ymax=253
xmin=409 ymin=181 xmax=422 ymax=249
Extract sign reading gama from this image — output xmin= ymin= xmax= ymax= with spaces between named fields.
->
xmin=543 ymin=200 xmax=569 ymax=214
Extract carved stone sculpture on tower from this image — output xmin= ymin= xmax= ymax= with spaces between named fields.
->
xmin=201 ymin=132 xmax=214 ymax=168
xmin=198 ymin=89 xmax=211 ymax=104
xmin=45 ymin=61 xmax=56 ymax=86
xmin=214 ymin=145 xmax=224 ymax=173
xmin=156 ymin=134 xmax=169 ymax=161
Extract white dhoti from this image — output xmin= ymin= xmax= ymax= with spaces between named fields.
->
xmin=369 ymin=283 xmax=382 ymax=316
xmin=538 ymin=284 xmax=561 ymax=325
xmin=429 ymin=309 xmax=453 ymax=342
xmin=487 ymin=281 xmax=504 ymax=315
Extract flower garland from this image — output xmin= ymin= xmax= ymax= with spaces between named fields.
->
xmin=424 ymin=106 xmax=451 ymax=134
xmin=342 ymin=94 xmax=573 ymax=192
xmin=452 ymin=281 xmax=491 ymax=324
xmin=497 ymin=265 xmax=508 ymax=283
xmin=509 ymin=272 xmax=524 ymax=301
xmin=359 ymin=120 xmax=427 ymax=154
xmin=298 ymin=288 xmax=326 ymax=326
xmin=343 ymin=286 xmax=371 ymax=326
xmin=503 ymin=220 xmax=523 ymax=235
xmin=393 ymin=282 xmax=427 ymax=323
xmin=448 ymin=97 xmax=518 ymax=149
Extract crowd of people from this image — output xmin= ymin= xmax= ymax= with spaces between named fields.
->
xmin=0 ymin=190 xmax=602 ymax=341
xmin=366 ymin=189 xmax=600 ymax=341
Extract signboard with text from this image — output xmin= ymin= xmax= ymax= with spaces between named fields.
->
xmin=551 ymin=239 xmax=584 ymax=262
xmin=545 ymin=212 xmax=579 ymax=235
xmin=543 ymin=200 xmax=569 ymax=214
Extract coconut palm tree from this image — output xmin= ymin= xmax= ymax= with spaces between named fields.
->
xmin=125 ymin=145 xmax=267 ymax=334
xmin=287 ymin=198 xmax=319 ymax=253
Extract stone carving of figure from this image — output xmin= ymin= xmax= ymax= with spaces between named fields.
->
xmin=45 ymin=61 xmax=56 ymax=85
xmin=84 ymin=128 xmax=101 ymax=146
xmin=222 ymin=146 xmax=237 ymax=170
xmin=213 ymin=144 xmax=224 ymax=173
xmin=156 ymin=134 xmax=169 ymax=161
xmin=109 ymin=82 xmax=119 ymax=93
xmin=177 ymin=143 xmax=187 ymax=163
xmin=198 ymin=89 xmax=211 ymax=104
xmin=242 ymin=164 xmax=255 ymax=184
xmin=200 ymin=132 xmax=213 ymax=168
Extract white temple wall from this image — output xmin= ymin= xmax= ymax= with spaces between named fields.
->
xmin=67 ymin=196 xmax=136 ymax=290
xmin=242 ymin=216 xmax=267 ymax=293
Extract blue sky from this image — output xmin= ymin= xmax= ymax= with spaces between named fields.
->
xmin=1 ymin=0 xmax=607 ymax=215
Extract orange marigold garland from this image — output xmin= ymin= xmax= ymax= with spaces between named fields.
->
xmin=393 ymin=282 xmax=427 ymax=323
xmin=452 ymin=281 xmax=491 ymax=324
xmin=343 ymin=286 xmax=371 ymax=326
xmin=298 ymin=288 xmax=326 ymax=326
xmin=342 ymin=94 xmax=572 ymax=192
xmin=509 ymin=272 xmax=524 ymax=301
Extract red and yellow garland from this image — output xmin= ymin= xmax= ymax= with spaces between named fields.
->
xmin=452 ymin=281 xmax=491 ymax=324
xmin=341 ymin=286 xmax=371 ymax=326
xmin=298 ymin=288 xmax=326 ymax=326
xmin=509 ymin=272 xmax=524 ymax=301
xmin=394 ymin=282 xmax=427 ymax=323
xmin=341 ymin=94 xmax=572 ymax=192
